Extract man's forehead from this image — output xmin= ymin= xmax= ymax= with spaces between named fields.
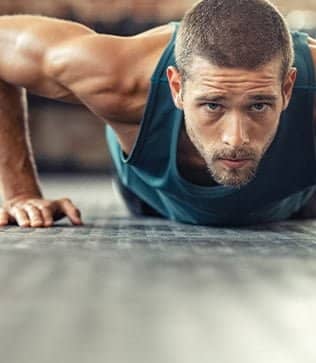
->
xmin=187 ymin=56 xmax=282 ymax=84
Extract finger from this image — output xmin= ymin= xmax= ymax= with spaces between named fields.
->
xmin=11 ymin=208 xmax=30 ymax=228
xmin=24 ymin=204 xmax=44 ymax=227
xmin=28 ymin=202 xmax=54 ymax=227
xmin=0 ymin=208 xmax=9 ymax=226
xmin=60 ymin=199 xmax=83 ymax=225
xmin=38 ymin=206 xmax=54 ymax=227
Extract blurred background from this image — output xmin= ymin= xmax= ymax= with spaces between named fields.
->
xmin=0 ymin=0 xmax=314 ymax=174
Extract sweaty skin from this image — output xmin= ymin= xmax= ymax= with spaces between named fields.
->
xmin=0 ymin=15 xmax=314 ymax=227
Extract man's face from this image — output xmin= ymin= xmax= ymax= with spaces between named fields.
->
xmin=167 ymin=57 xmax=296 ymax=187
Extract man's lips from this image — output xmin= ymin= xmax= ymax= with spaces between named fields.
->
xmin=219 ymin=158 xmax=252 ymax=169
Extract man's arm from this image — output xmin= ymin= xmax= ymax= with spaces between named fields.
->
xmin=0 ymin=80 xmax=83 ymax=227
xmin=0 ymin=14 xmax=157 ymax=227
xmin=0 ymin=15 xmax=122 ymax=227
xmin=0 ymin=82 xmax=40 ymax=201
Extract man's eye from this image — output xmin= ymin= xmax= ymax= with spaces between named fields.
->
xmin=206 ymin=103 xmax=221 ymax=111
xmin=251 ymin=103 xmax=268 ymax=111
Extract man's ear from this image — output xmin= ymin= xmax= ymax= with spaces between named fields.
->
xmin=282 ymin=67 xmax=297 ymax=111
xmin=166 ymin=66 xmax=184 ymax=109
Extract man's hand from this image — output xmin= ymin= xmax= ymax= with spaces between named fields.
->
xmin=0 ymin=196 xmax=83 ymax=228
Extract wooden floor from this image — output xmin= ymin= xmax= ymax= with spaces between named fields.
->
xmin=0 ymin=175 xmax=316 ymax=363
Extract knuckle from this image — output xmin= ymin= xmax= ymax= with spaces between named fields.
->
xmin=17 ymin=210 xmax=27 ymax=218
xmin=24 ymin=204 xmax=34 ymax=212
xmin=36 ymin=201 xmax=51 ymax=209
xmin=27 ymin=208 xmax=41 ymax=218
xmin=32 ymin=208 xmax=41 ymax=216
xmin=14 ymin=212 xmax=26 ymax=222
xmin=14 ymin=200 xmax=28 ymax=208
xmin=30 ymin=210 xmax=42 ymax=219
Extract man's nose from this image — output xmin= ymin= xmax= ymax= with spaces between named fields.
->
xmin=221 ymin=116 xmax=250 ymax=147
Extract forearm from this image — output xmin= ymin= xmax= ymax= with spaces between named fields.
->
xmin=0 ymin=80 xmax=42 ymax=201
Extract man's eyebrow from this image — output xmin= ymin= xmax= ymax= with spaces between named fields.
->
xmin=248 ymin=94 xmax=278 ymax=102
xmin=194 ymin=94 xmax=278 ymax=102
xmin=194 ymin=95 xmax=227 ymax=102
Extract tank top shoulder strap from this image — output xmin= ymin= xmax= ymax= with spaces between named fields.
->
xmin=150 ymin=22 xmax=179 ymax=83
xmin=292 ymin=31 xmax=316 ymax=91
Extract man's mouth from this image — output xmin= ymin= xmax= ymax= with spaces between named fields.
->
xmin=219 ymin=158 xmax=251 ymax=169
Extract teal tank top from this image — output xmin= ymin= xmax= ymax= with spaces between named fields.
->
xmin=106 ymin=23 xmax=316 ymax=226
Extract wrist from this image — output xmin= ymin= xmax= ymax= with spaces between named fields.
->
xmin=1 ymin=174 xmax=42 ymax=202
xmin=3 ymin=189 xmax=43 ymax=203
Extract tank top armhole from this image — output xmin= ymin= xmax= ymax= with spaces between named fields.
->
xmin=120 ymin=22 xmax=179 ymax=165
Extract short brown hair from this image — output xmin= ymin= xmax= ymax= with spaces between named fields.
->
xmin=175 ymin=0 xmax=294 ymax=81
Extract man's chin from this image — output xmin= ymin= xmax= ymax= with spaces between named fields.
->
xmin=209 ymin=167 xmax=257 ymax=188
xmin=218 ymin=178 xmax=252 ymax=188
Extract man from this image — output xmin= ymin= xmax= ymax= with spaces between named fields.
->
xmin=0 ymin=0 xmax=315 ymax=228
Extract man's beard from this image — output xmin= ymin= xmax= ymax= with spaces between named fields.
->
xmin=186 ymin=123 xmax=277 ymax=187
